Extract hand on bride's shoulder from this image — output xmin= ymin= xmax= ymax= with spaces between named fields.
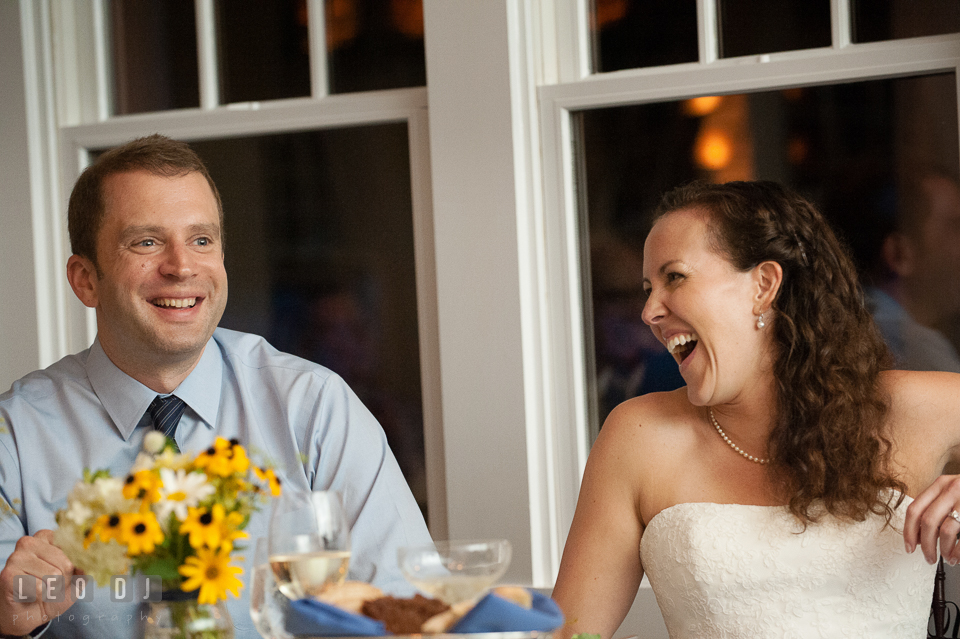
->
xmin=904 ymin=474 xmax=960 ymax=566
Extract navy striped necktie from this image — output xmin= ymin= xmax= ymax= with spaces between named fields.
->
xmin=148 ymin=395 xmax=186 ymax=448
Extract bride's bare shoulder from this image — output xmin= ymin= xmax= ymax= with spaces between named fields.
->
xmin=882 ymin=369 xmax=960 ymax=455
xmin=596 ymin=388 xmax=693 ymax=448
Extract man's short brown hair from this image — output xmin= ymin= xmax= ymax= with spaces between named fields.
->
xmin=67 ymin=134 xmax=224 ymax=269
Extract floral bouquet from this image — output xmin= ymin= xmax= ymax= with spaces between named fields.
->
xmin=54 ymin=432 xmax=282 ymax=605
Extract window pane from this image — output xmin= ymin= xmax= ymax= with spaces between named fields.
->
xmin=216 ymin=0 xmax=311 ymax=103
xmin=853 ymin=0 xmax=960 ymax=43
xmin=327 ymin=0 xmax=426 ymax=93
xmin=720 ymin=0 xmax=831 ymax=58
xmin=192 ymin=126 xmax=428 ymax=519
xmin=110 ymin=0 xmax=199 ymax=114
xmin=591 ymin=0 xmax=698 ymax=72
xmin=577 ymin=73 xmax=960 ymax=432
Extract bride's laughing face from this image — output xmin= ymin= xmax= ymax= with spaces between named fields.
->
xmin=641 ymin=207 xmax=773 ymax=407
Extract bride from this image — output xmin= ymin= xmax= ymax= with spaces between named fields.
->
xmin=552 ymin=180 xmax=959 ymax=638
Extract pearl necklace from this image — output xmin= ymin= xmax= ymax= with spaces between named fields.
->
xmin=709 ymin=408 xmax=770 ymax=465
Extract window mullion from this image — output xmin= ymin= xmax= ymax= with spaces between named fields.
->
xmin=832 ymin=0 xmax=852 ymax=49
xmin=92 ymin=0 xmax=111 ymax=120
xmin=698 ymin=0 xmax=720 ymax=64
xmin=195 ymin=0 xmax=219 ymax=109
xmin=307 ymin=0 xmax=329 ymax=98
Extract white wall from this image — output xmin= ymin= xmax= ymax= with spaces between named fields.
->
xmin=0 ymin=0 xmax=41 ymax=391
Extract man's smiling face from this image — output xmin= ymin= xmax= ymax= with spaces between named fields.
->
xmin=87 ymin=169 xmax=228 ymax=372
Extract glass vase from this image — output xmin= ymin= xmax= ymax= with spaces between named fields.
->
xmin=142 ymin=594 xmax=235 ymax=639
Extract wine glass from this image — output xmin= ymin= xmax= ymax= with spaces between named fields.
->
xmin=398 ymin=539 xmax=512 ymax=604
xmin=268 ymin=489 xmax=351 ymax=600
xmin=249 ymin=537 xmax=293 ymax=639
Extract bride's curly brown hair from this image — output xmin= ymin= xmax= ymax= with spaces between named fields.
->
xmin=654 ymin=180 xmax=905 ymax=524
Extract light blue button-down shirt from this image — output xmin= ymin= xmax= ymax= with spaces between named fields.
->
xmin=0 ymin=327 xmax=431 ymax=638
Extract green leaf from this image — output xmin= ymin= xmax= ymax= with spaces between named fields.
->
xmin=137 ymin=556 xmax=182 ymax=581
xmin=83 ymin=468 xmax=112 ymax=483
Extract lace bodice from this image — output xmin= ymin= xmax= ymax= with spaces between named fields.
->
xmin=640 ymin=496 xmax=935 ymax=638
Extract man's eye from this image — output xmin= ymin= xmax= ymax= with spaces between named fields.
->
xmin=137 ymin=239 xmax=156 ymax=247
xmin=196 ymin=237 xmax=209 ymax=246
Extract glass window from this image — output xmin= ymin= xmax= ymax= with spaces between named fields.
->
xmin=719 ymin=0 xmax=831 ymax=58
xmin=590 ymin=0 xmax=698 ymax=72
xmin=327 ymin=0 xmax=427 ymax=93
xmin=577 ymin=73 xmax=960 ymax=430
xmin=191 ymin=126 xmax=428 ymax=520
xmin=216 ymin=0 xmax=311 ymax=103
xmin=109 ymin=0 xmax=199 ymax=114
xmin=853 ymin=0 xmax=960 ymax=43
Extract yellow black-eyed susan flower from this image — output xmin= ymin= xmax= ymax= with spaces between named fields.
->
xmin=122 ymin=469 xmax=162 ymax=503
xmin=119 ymin=511 xmax=164 ymax=555
xmin=92 ymin=513 xmax=124 ymax=544
xmin=178 ymin=547 xmax=243 ymax=604
xmin=253 ymin=466 xmax=282 ymax=496
xmin=193 ymin=438 xmax=250 ymax=477
xmin=179 ymin=504 xmax=247 ymax=550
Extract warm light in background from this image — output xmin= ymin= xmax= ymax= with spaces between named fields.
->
xmin=684 ymin=95 xmax=723 ymax=117
xmin=594 ymin=0 xmax=629 ymax=28
xmin=392 ymin=0 xmax=424 ymax=38
xmin=695 ymin=129 xmax=733 ymax=170
xmin=326 ymin=0 xmax=358 ymax=50
xmin=787 ymin=136 xmax=809 ymax=165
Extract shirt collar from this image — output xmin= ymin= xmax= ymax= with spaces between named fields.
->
xmin=86 ymin=337 xmax=223 ymax=441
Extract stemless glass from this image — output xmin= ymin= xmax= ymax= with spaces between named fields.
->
xmin=268 ymin=490 xmax=351 ymax=600
xmin=249 ymin=537 xmax=293 ymax=639
xmin=398 ymin=539 xmax=512 ymax=604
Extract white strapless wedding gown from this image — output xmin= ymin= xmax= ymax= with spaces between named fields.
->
xmin=640 ymin=495 xmax=936 ymax=638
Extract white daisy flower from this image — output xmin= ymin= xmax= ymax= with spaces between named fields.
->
xmin=93 ymin=477 xmax=127 ymax=512
xmin=64 ymin=500 xmax=93 ymax=526
xmin=155 ymin=469 xmax=215 ymax=525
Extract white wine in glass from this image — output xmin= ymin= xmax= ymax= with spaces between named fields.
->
xmin=398 ymin=539 xmax=512 ymax=604
xmin=269 ymin=490 xmax=351 ymax=600
xmin=249 ymin=537 xmax=294 ymax=639
xmin=269 ymin=548 xmax=351 ymax=599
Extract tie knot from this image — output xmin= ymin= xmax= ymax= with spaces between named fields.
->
xmin=148 ymin=395 xmax=186 ymax=441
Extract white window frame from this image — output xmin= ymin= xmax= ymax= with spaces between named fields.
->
xmin=19 ymin=0 xmax=448 ymax=540
xmin=6 ymin=1 xmax=960 ymax=615
xmin=538 ymin=0 xmax=960 ymax=592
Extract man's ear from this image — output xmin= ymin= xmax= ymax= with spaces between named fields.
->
xmin=753 ymin=260 xmax=783 ymax=315
xmin=66 ymin=254 xmax=99 ymax=309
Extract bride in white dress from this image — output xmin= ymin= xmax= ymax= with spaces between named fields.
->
xmin=553 ymin=180 xmax=959 ymax=638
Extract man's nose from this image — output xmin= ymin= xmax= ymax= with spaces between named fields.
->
xmin=159 ymin=243 xmax=195 ymax=278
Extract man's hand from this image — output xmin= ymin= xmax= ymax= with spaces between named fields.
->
xmin=0 ymin=530 xmax=79 ymax=635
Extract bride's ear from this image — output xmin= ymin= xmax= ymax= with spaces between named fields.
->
xmin=752 ymin=260 xmax=783 ymax=315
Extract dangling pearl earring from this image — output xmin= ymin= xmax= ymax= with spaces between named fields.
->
xmin=757 ymin=312 xmax=766 ymax=329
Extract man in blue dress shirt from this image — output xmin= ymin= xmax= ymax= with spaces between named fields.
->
xmin=0 ymin=135 xmax=432 ymax=638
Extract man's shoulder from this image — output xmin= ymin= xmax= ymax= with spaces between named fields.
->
xmin=0 ymin=350 xmax=90 ymax=407
xmin=212 ymin=327 xmax=337 ymax=383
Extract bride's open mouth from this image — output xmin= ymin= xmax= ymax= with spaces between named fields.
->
xmin=666 ymin=332 xmax=699 ymax=365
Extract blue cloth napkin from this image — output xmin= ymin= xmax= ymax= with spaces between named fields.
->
xmin=451 ymin=591 xmax=564 ymax=633
xmin=283 ymin=589 xmax=563 ymax=636
xmin=286 ymin=597 xmax=387 ymax=637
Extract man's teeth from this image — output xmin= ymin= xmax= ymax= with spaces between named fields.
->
xmin=153 ymin=298 xmax=197 ymax=308
xmin=666 ymin=333 xmax=699 ymax=354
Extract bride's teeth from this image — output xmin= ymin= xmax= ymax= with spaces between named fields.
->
xmin=666 ymin=332 xmax=699 ymax=354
